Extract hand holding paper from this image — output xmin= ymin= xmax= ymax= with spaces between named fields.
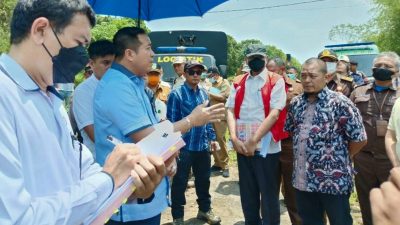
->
xmin=85 ymin=120 xmax=185 ymax=225
xmin=102 ymin=144 xmax=142 ymax=189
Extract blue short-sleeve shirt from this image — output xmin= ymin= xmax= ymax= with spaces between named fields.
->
xmin=94 ymin=62 xmax=168 ymax=221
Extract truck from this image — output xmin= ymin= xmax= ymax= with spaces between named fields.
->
xmin=149 ymin=30 xmax=228 ymax=86
xmin=325 ymin=42 xmax=379 ymax=78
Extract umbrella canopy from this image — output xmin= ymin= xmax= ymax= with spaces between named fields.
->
xmin=88 ymin=0 xmax=228 ymax=21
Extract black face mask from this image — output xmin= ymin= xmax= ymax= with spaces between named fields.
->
xmin=372 ymin=68 xmax=394 ymax=81
xmin=43 ymin=28 xmax=89 ymax=84
xmin=248 ymin=58 xmax=265 ymax=73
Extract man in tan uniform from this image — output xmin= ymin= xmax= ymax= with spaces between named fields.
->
xmin=268 ymin=57 xmax=303 ymax=225
xmin=318 ymin=50 xmax=353 ymax=97
xmin=350 ymin=52 xmax=400 ymax=225
xmin=147 ymin=63 xmax=171 ymax=103
xmin=208 ymin=67 xmax=231 ymax=177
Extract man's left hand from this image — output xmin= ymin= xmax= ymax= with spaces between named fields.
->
xmin=244 ymin=137 xmax=258 ymax=156
xmin=210 ymin=141 xmax=218 ymax=152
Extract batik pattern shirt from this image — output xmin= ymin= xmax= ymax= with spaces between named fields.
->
xmin=285 ymin=87 xmax=367 ymax=195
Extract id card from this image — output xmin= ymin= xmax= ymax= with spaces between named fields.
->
xmin=376 ymin=119 xmax=388 ymax=137
xmin=236 ymin=122 xmax=262 ymax=149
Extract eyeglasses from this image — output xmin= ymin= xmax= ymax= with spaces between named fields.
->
xmin=187 ymin=69 xmax=202 ymax=76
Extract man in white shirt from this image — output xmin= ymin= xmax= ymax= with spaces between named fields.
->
xmin=0 ymin=1 xmax=166 ymax=224
xmin=73 ymin=40 xmax=115 ymax=154
xmin=226 ymin=44 xmax=287 ymax=225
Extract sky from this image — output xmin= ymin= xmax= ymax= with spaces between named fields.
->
xmin=146 ymin=0 xmax=375 ymax=63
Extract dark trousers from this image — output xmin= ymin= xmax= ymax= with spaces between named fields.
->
xmin=295 ymin=190 xmax=352 ymax=225
xmin=280 ymin=139 xmax=302 ymax=225
xmin=354 ymin=151 xmax=392 ymax=225
xmin=237 ymin=152 xmax=280 ymax=225
xmin=171 ymin=150 xmax=211 ymax=219
xmin=106 ymin=214 xmax=161 ymax=225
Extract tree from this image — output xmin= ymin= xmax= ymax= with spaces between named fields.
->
xmin=0 ymin=0 xmax=17 ymax=53
xmin=226 ymin=37 xmax=302 ymax=78
xmin=329 ymin=0 xmax=400 ymax=54
xmin=91 ymin=16 xmax=149 ymax=41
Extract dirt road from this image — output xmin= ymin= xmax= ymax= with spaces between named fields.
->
xmin=161 ymin=153 xmax=363 ymax=225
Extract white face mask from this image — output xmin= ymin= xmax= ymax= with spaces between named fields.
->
xmin=326 ymin=62 xmax=336 ymax=73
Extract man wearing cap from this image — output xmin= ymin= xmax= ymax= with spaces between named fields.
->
xmin=227 ymin=44 xmax=287 ymax=225
xmin=350 ymin=52 xmax=400 ymax=225
xmin=350 ymin=60 xmax=368 ymax=86
xmin=167 ymin=60 xmax=221 ymax=225
xmin=146 ymin=63 xmax=171 ymax=121
xmin=208 ymin=66 xmax=231 ymax=178
xmin=318 ymin=50 xmax=353 ymax=97
xmin=172 ymin=56 xmax=186 ymax=90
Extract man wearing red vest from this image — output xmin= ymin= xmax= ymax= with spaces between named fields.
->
xmin=226 ymin=44 xmax=287 ymax=225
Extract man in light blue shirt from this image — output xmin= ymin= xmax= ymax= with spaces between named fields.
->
xmin=73 ymin=40 xmax=115 ymax=154
xmin=0 ymin=1 xmax=165 ymax=224
xmin=94 ymin=27 xmax=226 ymax=225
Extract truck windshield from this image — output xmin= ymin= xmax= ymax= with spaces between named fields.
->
xmin=348 ymin=54 xmax=377 ymax=77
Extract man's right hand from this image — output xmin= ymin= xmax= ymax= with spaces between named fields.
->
xmin=130 ymin=155 xmax=166 ymax=199
xmin=370 ymin=167 xmax=400 ymax=225
xmin=231 ymin=137 xmax=248 ymax=155
xmin=102 ymin=144 xmax=142 ymax=189
xmin=189 ymin=101 xmax=225 ymax=126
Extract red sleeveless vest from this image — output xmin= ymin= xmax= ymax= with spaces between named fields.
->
xmin=233 ymin=72 xmax=289 ymax=142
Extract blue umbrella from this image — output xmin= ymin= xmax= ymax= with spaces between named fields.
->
xmin=88 ymin=0 xmax=228 ymax=24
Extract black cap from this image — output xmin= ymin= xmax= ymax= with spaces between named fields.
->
xmin=350 ymin=60 xmax=358 ymax=65
xmin=184 ymin=60 xmax=205 ymax=71
xmin=245 ymin=44 xmax=267 ymax=57
xmin=207 ymin=67 xmax=220 ymax=74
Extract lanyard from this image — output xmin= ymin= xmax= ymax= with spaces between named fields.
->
xmin=372 ymin=90 xmax=390 ymax=120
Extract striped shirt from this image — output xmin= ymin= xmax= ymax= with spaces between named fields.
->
xmin=167 ymin=82 xmax=216 ymax=151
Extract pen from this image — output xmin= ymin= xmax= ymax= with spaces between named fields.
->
xmin=107 ymin=135 xmax=123 ymax=146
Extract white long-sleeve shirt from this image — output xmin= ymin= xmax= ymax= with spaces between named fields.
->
xmin=0 ymin=54 xmax=113 ymax=225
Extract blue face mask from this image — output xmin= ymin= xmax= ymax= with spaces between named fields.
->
xmin=210 ymin=77 xmax=217 ymax=84
xmin=287 ymin=74 xmax=297 ymax=80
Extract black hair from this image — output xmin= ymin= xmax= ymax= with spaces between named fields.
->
xmin=88 ymin=40 xmax=115 ymax=60
xmin=113 ymin=27 xmax=147 ymax=60
xmin=287 ymin=66 xmax=299 ymax=73
xmin=10 ymin=0 xmax=96 ymax=45
xmin=303 ymin=58 xmax=327 ymax=75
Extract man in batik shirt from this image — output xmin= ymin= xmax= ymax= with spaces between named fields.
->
xmin=285 ymin=58 xmax=367 ymax=225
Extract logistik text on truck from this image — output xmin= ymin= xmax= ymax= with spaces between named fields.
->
xmin=149 ymin=30 xmax=228 ymax=86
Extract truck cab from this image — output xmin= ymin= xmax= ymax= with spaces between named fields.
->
xmin=325 ymin=42 xmax=379 ymax=80
xmin=149 ymin=30 xmax=228 ymax=86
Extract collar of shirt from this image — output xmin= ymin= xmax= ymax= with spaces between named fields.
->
xmin=111 ymin=62 xmax=144 ymax=87
xmin=183 ymin=81 xmax=200 ymax=93
xmin=372 ymin=82 xmax=396 ymax=91
xmin=0 ymin=54 xmax=40 ymax=91
xmin=90 ymin=74 xmax=101 ymax=82
xmin=302 ymin=87 xmax=329 ymax=102
xmin=246 ymin=68 xmax=268 ymax=82
xmin=214 ymin=76 xmax=223 ymax=85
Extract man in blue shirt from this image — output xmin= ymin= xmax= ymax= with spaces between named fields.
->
xmin=167 ymin=60 xmax=222 ymax=225
xmin=0 ymin=1 xmax=165 ymax=224
xmin=94 ymin=28 xmax=225 ymax=225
